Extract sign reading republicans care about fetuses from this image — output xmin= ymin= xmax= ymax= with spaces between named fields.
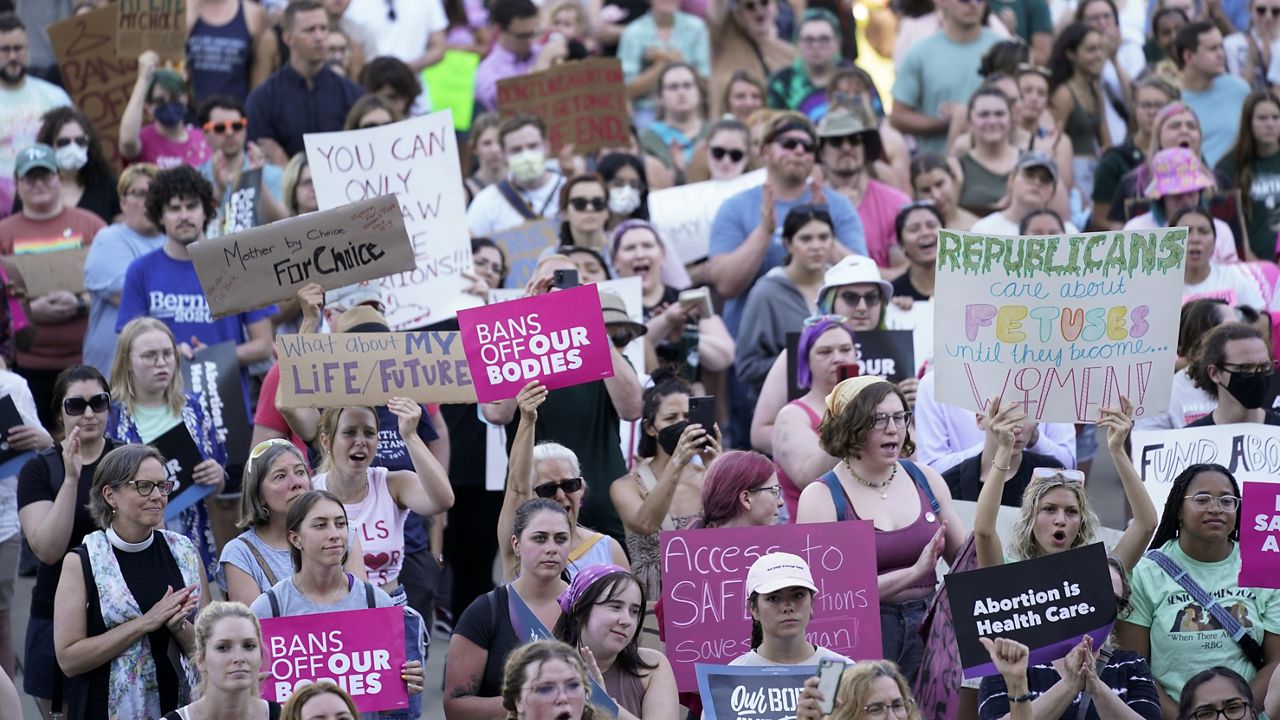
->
xmin=933 ymin=229 xmax=1186 ymax=423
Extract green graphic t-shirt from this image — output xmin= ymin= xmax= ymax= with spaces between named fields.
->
xmin=1128 ymin=540 xmax=1280 ymax=700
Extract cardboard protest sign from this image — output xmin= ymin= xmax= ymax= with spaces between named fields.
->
xmin=1240 ymin=482 xmax=1280 ymax=588
xmin=660 ymin=521 xmax=881 ymax=692
xmin=946 ymin=543 xmax=1116 ymax=679
xmin=181 ymin=342 xmax=250 ymax=469
xmin=49 ymin=5 xmax=139 ymax=171
xmin=933 ymin=229 xmax=1185 ymax=423
xmin=275 ymin=332 xmax=476 ymax=408
xmin=496 ymin=58 xmax=629 ymax=153
xmin=189 ymin=194 xmax=415 ymax=317
xmin=648 ymin=169 xmax=767 ymax=263
xmin=421 ymin=50 xmax=480 ymax=132
xmin=5 ymin=247 xmax=90 ymax=297
xmin=117 ymin=0 xmax=187 ymax=61
xmin=493 ymin=219 xmax=559 ymax=289
xmin=305 ymin=112 xmax=476 ymax=329
xmin=260 ymin=607 xmax=407 ymax=713
xmin=150 ymin=423 xmax=211 ymax=522
xmin=458 ymin=285 xmax=614 ymax=402
xmin=1133 ymin=423 xmax=1280 ymax=522
xmin=697 ymin=664 xmax=816 ymax=720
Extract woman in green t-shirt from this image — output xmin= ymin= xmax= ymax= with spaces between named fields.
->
xmin=1117 ymin=464 xmax=1280 ymax=719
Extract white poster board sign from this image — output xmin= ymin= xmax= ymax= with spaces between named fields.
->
xmin=647 ymin=169 xmax=766 ymax=263
xmin=1133 ymin=423 xmax=1280 ymax=522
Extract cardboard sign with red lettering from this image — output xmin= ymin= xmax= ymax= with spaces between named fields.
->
xmin=260 ymin=607 xmax=407 ymax=713
xmin=49 ymin=5 xmax=139 ymax=171
xmin=117 ymin=0 xmax=187 ymax=61
xmin=457 ymin=285 xmax=614 ymax=402
xmin=496 ymin=58 xmax=628 ymax=153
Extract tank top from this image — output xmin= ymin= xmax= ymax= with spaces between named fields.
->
xmin=1064 ymin=84 xmax=1102 ymax=157
xmin=623 ymin=463 xmax=699 ymax=598
xmin=777 ymin=399 xmax=824 ymax=521
xmin=567 ymin=532 xmax=615 ymax=579
xmin=313 ymin=466 xmax=408 ymax=588
xmin=603 ymin=664 xmax=648 ymax=718
xmin=957 ymin=153 xmax=1011 ymax=216
xmin=187 ymin=0 xmax=253 ymax=102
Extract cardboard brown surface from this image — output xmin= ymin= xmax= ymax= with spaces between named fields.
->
xmin=189 ymin=194 xmax=416 ymax=318
xmin=117 ymin=0 xmax=188 ymax=61
xmin=48 ymin=5 xmax=139 ymax=171
xmin=496 ymin=58 xmax=628 ymax=153
xmin=6 ymin=247 xmax=90 ymax=297
xmin=275 ymin=332 xmax=477 ymax=407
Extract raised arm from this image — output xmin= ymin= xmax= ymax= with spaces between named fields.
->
xmin=19 ymin=434 xmax=80 ymax=565
xmin=119 ymin=51 xmax=158 ymax=161
xmin=704 ymin=185 xmax=775 ymax=299
xmin=386 ymin=397 xmax=455 ymax=517
xmin=496 ymin=382 xmax=547 ymax=580
xmin=611 ymin=423 xmax=713 ymax=536
xmin=1100 ymin=396 xmax=1157 ymax=572
xmin=975 ymin=397 xmax=1025 ymax=569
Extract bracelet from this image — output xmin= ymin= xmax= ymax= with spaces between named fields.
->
xmin=1008 ymin=692 xmax=1035 ymax=704
xmin=992 ymin=462 xmax=1011 ymax=471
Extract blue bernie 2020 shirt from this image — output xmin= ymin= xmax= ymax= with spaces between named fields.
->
xmin=708 ymin=184 xmax=867 ymax=336
xmin=116 ymin=247 xmax=275 ymax=421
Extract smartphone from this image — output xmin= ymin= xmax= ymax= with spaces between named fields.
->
xmin=837 ymin=363 xmax=861 ymax=382
xmin=552 ymin=268 xmax=579 ymax=289
xmin=688 ymin=395 xmax=715 ymax=436
xmin=817 ymin=658 xmax=847 ymax=715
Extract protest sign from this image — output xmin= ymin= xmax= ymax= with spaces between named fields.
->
xmin=496 ymin=58 xmax=629 ymax=153
xmin=189 ymin=194 xmax=415 ymax=318
xmin=1240 ymin=482 xmax=1280 ymax=588
xmin=660 ymin=521 xmax=881 ymax=692
xmin=492 ymin=219 xmax=559 ymax=289
xmin=886 ymin=299 xmax=934 ymax=374
xmin=914 ymin=536 xmax=979 ymax=720
xmin=117 ymin=0 xmax=187 ymax=61
xmin=785 ymin=329 xmax=916 ymax=400
xmin=275 ymin=332 xmax=476 ymax=408
xmin=697 ymin=664 xmax=815 ymax=720
xmin=150 ymin=423 xmax=211 ymax=522
xmin=459 ymin=285 xmax=614 ymax=402
xmin=209 ymin=167 xmax=264 ymax=238
xmin=946 ymin=543 xmax=1116 ymax=679
xmin=260 ymin=607 xmax=407 ymax=713
xmin=49 ymin=5 xmax=138 ymax=171
xmin=422 ymin=50 xmax=480 ymax=132
xmin=5 ymin=247 xmax=89 ymax=297
xmin=181 ymin=342 xmax=250 ymax=469
xmin=933 ymin=229 xmax=1185 ymax=423
xmin=305 ymin=112 xmax=476 ymax=329
xmin=1134 ymin=423 xmax=1280 ymax=521
xmin=648 ymin=169 xmax=767 ymax=263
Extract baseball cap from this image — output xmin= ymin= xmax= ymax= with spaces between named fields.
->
xmin=334 ymin=305 xmax=389 ymax=333
xmin=15 ymin=144 xmax=57 ymax=178
xmin=746 ymin=552 xmax=818 ymax=596
xmin=325 ymin=282 xmax=384 ymax=313
xmin=1015 ymin=151 xmax=1059 ymax=184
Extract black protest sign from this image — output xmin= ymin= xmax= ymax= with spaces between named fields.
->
xmin=786 ymin=329 xmax=915 ymax=400
xmin=696 ymin=664 xmax=816 ymax=720
xmin=946 ymin=542 xmax=1116 ymax=678
xmin=181 ymin=341 xmax=250 ymax=469
xmin=151 ymin=423 xmax=211 ymax=522
xmin=0 ymin=395 xmax=26 ymax=463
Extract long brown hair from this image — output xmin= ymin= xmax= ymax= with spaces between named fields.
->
xmin=1226 ymin=90 xmax=1280 ymax=226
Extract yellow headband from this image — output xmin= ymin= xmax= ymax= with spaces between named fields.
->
xmin=824 ymin=375 xmax=892 ymax=417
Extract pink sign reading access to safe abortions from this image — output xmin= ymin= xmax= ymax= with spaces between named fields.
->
xmin=458 ymin=285 xmax=614 ymax=402
xmin=1240 ymin=481 xmax=1280 ymax=589
xmin=260 ymin=607 xmax=407 ymax=713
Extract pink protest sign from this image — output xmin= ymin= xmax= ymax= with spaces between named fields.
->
xmin=1240 ymin=481 xmax=1280 ymax=589
xmin=457 ymin=285 xmax=614 ymax=402
xmin=260 ymin=607 xmax=407 ymax=713
xmin=659 ymin=521 xmax=882 ymax=692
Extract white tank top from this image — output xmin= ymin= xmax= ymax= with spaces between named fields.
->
xmin=314 ymin=466 xmax=408 ymax=587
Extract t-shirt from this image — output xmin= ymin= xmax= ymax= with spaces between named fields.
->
xmin=1093 ymin=142 xmax=1144 ymax=204
xmin=251 ymin=364 xmax=311 ymax=464
xmin=942 ymin=450 xmax=1059 ymax=506
xmin=136 ymin=124 xmax=213 ymax=170
xmin=466 ymin=174 xmax=566 ymax=238
xmin=1215 ymin=151 xmax=1280 ymax=261
xmin=892 ymin=29 xmax=1002 ymax=154
xmin=858 ymin=180 xmax=912 ymax=269
xmin=1182 ymin=75 xmax=1251 ymax=167
xmin=248 ymin=573 xmax=396 ymax=618
xmin=1183 ymin=264 xmax=1268 ymax=311
xmin=971 ymin=212 xmax=1079 ymax=236
xmin=453 ymin=585 xmax=524 ymax=697
xmin=220 ymin=526 xmax=296 ymax=595
xmin=1134 ymin=369 xmax=1217 ymax=430
xmin=82 ymin=223 xmax=166 ymax=376
xmin=1127 ymin=539 xmax=1280 ymax=699
xmin=1187 ymin=409 xmax=1280 ymax=427
xmin=987 ymin=0 xmax=1053 ymax=43
xmin=978 ymin=649 xmax=1161 ymax=720
xmin=729 ymin=647 xmax=853 ymax=666
xmin=0 ymin=77 xmax=72 ymax=219
xmin=890 ymin=272 xmax=931 ymax=301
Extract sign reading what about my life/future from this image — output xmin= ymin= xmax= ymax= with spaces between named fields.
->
xmin=697 ymin=664 xmax=817 ymax=720
xmin=933 ymin=229 xmax=1186 ymax=424
xmin=946 ymin=542 xmax=1116 ymax=679
xmin=189 ymin=194 xmax=415 ymax=318
xmin=1132 ymin=423 xmax=1280 ymax=525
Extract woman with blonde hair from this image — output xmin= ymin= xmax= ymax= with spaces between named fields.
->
xmin=342 ymin=94 xmax=403 ymax=132
xmin=280 ymin=154 xmax=316 ymax=218
xmin=796 ymin=660 xmax=924 ymax=720
xmin=501 ymin=639 xmax=606 ymax=720
xmin=162 ymin=601 xmax=281 ymax=719
xmin=108 ymin=316 xmax=226 ymax=574
xmin=280 ymin=681 xmax=358 ymax=720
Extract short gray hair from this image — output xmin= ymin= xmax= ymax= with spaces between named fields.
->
xmin=89 ymin=445 xmax=168 ymax=529
xmin=532 ymin=441 xmax=581 ymax=477
xmin=238 ymin=441 xmax=308 ymax=530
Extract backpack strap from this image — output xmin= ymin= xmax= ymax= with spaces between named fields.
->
xmin=364 ymin=580 xmax=376 ymax=609
xmin=900 ymin=460 xmax=941 ymax=515
xmin=267 ymin=587 xmax=281 ymax=618
xmin=821 ymin=470 xmax=851 ymax=521
xmin=496 ymin=180 xmax=539 ymax=220
xmin=1145 ymin=549 xmax=1266 ymax=669
xmin=41 ymin=446 xmax=64 ymax=494
xmin=241 ymin=537 xmax=280 ymax=588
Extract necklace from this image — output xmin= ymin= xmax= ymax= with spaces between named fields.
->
xmin=844 ymin=460 xmax=897 ymax=499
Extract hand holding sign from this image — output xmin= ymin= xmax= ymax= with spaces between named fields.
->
xmin=516 ymin=381 xmax=549 ymax=421
xmin=987 ymin=396 xmax=1028 ymax=451
xmin=388 ymin=397 xmax=423 ymax=440
xmin=1098 ymin=396 xmax=1135 ymax=455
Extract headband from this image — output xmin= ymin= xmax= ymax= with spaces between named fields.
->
xmin=556 ymin=564 xmax=629 ymax=614
xmin=824 ymin=375 xmax=891 ymax=417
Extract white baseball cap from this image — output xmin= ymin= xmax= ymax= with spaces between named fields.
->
xmin=746 ymin=552 xmax=818 ymax=595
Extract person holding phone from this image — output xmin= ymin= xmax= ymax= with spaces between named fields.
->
xmin=730 ymin=552 xmax=853 ymax=667
xmin=796 ymin=660 xmax=924 ymax=720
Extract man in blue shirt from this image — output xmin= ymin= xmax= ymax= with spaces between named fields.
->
xmin=1176 ymin=20 xmax=1250 ymax=167
xmin=245 ymin=0 xmax=364 ymax=164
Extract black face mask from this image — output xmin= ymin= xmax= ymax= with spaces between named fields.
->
xmin=656 ymin=420 xmax=689 ymax=456
xmin=1223 ymin=370 xmax=1272 ymax=410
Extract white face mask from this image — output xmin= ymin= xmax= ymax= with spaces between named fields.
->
xmin=55 ymin=143 xmax=88 ymax=171
xmin=608 ymin=185 xmax=641 ymax=215
xmin=507 ymin=148 xmax=546 ymax=183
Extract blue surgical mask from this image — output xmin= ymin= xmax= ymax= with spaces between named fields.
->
xmin=154 ymin=101 xmax=185 ymax=128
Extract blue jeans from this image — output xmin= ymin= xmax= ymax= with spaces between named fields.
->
xmin=881 ymin=598 xmax=930 ymax=686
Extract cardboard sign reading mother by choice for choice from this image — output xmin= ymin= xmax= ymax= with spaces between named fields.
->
xmin=259 ymin=607 xmax=407 ymax=713
xmin=946 ymin=543 xmax=1116 ymax=679
xmin=1133 ymin=423 xmax=1280 ymax=523
xmin=660 ymin=521 xmax=881 ymax=692
xmin=933 ymin=229 xmax=1186 ymax=423
xmin=458 ymin=285 xmax=614 ymax=403
xmin=190 ymin=194 xmax=415 ymax=318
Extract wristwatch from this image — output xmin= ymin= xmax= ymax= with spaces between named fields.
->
xmin=1008 ymin=692 xmax=1035 ymax=704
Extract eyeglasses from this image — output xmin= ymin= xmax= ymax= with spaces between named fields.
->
xmin=63 ymin=392 xmax=110 ymax=416
xmin=127 ymin=479 xmax=178 ymax=497
xmin=569 ymin=196 xmax=607 ymax=212
xmin=533 ymin=477 xmax=584 ymax=498
xmin=526 ymin=679 xmax=586 ymax=699
xmin=864 ymin=699 xmax=914 ymax=718
xmin=748 ymin=485 xmax=782 ymax=497
xmin=710 ymin=146 xmax=746 ymax=162
xmin=776 ymin=136 xmax=816 ymax=154
xmin=1219 ymin=361 xmax=1277 ymax=378
xmin=804 ymin=313 xmax=848 ymax=326
xmin=872 ymin=412 xmax=912 ymax=430
xmin=1258 ymin=6 xmax=1280 ymax=16
xmin=248 ymin=438 xmax=296 ymax=474
xmin=1031 ymin=468 xmax=1087 ymax=483
xmin=203 ymin=119 xmax=247 ymax=135
xmin=824 ymin=134 xmax=864 ymax=150
xmin=125 ymin=188 xmax=150 ymax=198
xmin=839 ymin=290 xmax=882 ymax=308
xmin=1184 ymin=494 xmax=1241 ymax=512
xmin=135 ymin=348 xmax=176 ymax=366
xmin=799 ymin=35 xmax=836 ymax=47
xmin=53 ymin=137 xmax=88 ymax=149
xmin=1190 ymin=700 xmax=1253 ymax=720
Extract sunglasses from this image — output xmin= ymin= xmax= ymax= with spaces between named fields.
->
xmin=1258 ymin=6 xmax=1280 ymax=16
xmin=53 ymin=137 xmax=89 ymax=149
xmin=710 ymin=146 xmax=746 ymax=162
xmin=203 ymin=119 xmax=247 ymax=135
xmin=64 ymin=392 xmax=110 ymax=416
xmin=776 ymin=136 xmax=816 ymax=154
xmin=533 ymin=477 xmax=584 ymax=498
xmin=804 ymin=313 xmax=847 ymax=326
xmin=824 ymin=134 xmax=864 ymax=150
xmin=839 ymin=290 xmax=882 ymax=308
xmin=569 ymin=196 xmax=607 ymax=212
xmin=1032 ymin=467 xmax=1087 ymax=482
xmin=248 ymin=437 xmax=297 ymax=474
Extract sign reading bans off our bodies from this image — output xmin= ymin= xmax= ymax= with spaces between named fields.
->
xmin=1133 ymin=423 xmax=1280 ymax=525
xmin=305 ymin=112 xmax=476 ymax=329
xmin=933 ymin=229 xmax=1185 ymax=423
